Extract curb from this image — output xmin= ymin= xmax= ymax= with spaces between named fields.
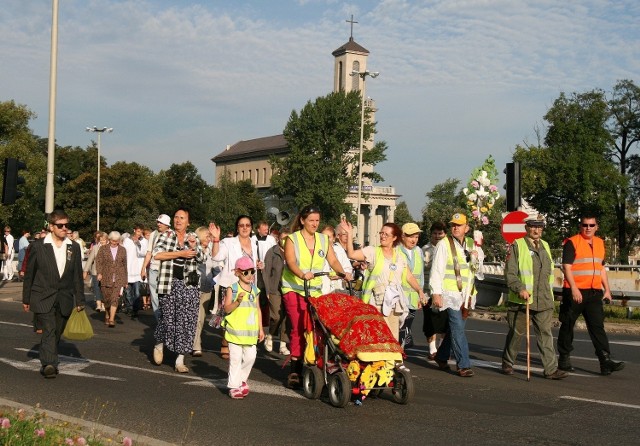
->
xmin=0 ymin=397 xmax=177 ymax=446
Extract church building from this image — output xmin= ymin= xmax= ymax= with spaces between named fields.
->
xmin=211 ymin=29 xmax=399 ymax=245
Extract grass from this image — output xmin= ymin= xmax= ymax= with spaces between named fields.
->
xmin=0 ymin=405 xmax=133 ymax=446
xmin=486 ymin=301 xmax=640 ymax=324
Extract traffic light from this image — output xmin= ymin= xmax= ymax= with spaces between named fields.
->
xmin=2 ymin=158 xmax=27 ymax=205
xmin=504 ymin=162 xmax=521 ymax=212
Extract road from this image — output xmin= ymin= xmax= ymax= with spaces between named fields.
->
xmin=0 ymin=283 xmax=639 ymax=446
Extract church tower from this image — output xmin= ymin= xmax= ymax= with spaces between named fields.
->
xmin=331 ymin=19 xmax=398 ymax=245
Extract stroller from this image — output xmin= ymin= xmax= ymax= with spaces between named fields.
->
xmin=301 ymin=272 xmax=414 ymax=407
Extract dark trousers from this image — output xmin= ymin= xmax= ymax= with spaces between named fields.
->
xmin=399 ymin=309 xmax=416 ymax=348
xmin=557 ymin=288 xmax=610 ymax=358
xmin=35 ymin=302 xmax=68 ymax=367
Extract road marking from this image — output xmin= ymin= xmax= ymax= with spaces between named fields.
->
xmin=560 ymin=396 xmax=640 ymax=410
xmin=6 ymin=348 xmax=303 ymax=398
xmin=0 ymin=321 xmax=33 ymax=328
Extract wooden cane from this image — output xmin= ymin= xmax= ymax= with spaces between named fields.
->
xmin=526 ymin=302 xmax=531 ymax=382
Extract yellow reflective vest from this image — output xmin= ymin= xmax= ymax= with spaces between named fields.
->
xmin=508 ymin=238 xmax=553 ymax=305
xmin=224 ymin=282 xmax=260 ymax=345
xmin=281 ymin=231 xmax=329 ymax=298
xmin=362 ymin=246 xmax=407 ymax=305
xmin=400 ymin=245 xmax=424 ymax=309
xmin=441 ymin=236 xmax=476 ymax=295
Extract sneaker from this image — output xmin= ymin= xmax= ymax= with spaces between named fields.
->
xmin=229 ymin=388 xmax=244 ymax=399
xmin=153 ymin=346 xmax=163 ymax=365
xmin=240 ymin=382 xmax=249 ymax=397
xmin=397 ymin=363 xmax=410 ymax=372
xmin=175 ymin=364 xmax=189 ymax=373
xmin=458 ymin=368 xmax=474 ymax=378
xmin=264 ymin=334 xmax=273 ymax=352
xmin=501 ymin=362 xmax=514 ymax=375
xmin=545 ymin=369 xmax=569 ymax=380
xmin=279 ymin=343 xmax=290 ymax=355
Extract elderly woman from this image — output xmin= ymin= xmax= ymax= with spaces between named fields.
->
xmin=84 ymin=231 xmax=107 ymax=312
xmin=95 ymin=231 xmax=128 ymax=327
xmin=152 ymin=208 xmax=206 ymax=373
xmin=343 ymin=220 xmax=427 ymax=344
xmin=209 ymin=215 xmax=260 ymax=359
xmin=281 ymin=205 xmax=352 ymax=388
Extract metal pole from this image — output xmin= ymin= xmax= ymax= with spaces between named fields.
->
xmin=356 ymin=77 xmax=366 ymax=245
xmin=97 ymin=132 xmax=101 ymax=232
xmin=45 ymin=0 xmax=59 ymax=213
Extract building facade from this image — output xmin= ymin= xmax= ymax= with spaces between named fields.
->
xmin=212 ymin=35 xmax=398 ymax=245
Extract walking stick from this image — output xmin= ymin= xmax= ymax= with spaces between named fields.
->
xmin=526 ymin=302 xmax=531 ymax=382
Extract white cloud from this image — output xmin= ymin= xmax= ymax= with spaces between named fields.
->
xmin=1 ymin=0 xmax=638 ymax=217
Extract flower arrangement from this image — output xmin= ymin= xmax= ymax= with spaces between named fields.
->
xmin=463 ymin=155 xmax=500 ymax=225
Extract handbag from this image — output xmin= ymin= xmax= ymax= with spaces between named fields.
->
xmin=139 ymin=280 xmax=150 ymax=296
xmin=62 ymin=309 xmax=94 ymax=341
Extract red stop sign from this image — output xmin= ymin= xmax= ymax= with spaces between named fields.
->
xmin=501 ymin=211 xmax=528 ymax=243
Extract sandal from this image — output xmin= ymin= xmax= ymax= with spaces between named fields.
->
xmin=221 ymin=339 xmax=230 ymax=359
xmin=108 ymin=320 xmax=115 ymax=328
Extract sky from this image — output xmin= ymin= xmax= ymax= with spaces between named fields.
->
xmin=2 ymin=0 xmax=639 ymax=218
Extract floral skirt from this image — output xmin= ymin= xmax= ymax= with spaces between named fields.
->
xmin=155 ymin=279 xmax=200 ymax=354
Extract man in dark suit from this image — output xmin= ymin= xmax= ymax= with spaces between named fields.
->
xmin=22 ymin=210 xmax=85 ymax=378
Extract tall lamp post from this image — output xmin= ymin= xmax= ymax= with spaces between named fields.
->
xmin=350 ymin=69 xmax=378 ymax=245
xmin=86 ymin=126 xmax=113 ymax=232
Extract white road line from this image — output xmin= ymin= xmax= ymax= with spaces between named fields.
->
xmin=0 ymin=321 xmax=33 ymax=328
xmin=11 ymin=348 xmax=303 ymax=398
xmin=560 ymin=396 xmax=640 ymax=410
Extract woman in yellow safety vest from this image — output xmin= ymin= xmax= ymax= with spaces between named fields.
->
xmin=342 ymin=219 xmax=427 ymax=347
xmin=281 ymin=205 xmax=353 ymax=388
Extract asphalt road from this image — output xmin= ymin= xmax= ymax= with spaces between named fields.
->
xmin=1 ymin=283 xmax=639 ymax=446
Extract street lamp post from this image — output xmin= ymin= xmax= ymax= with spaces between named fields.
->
xmin=86 ymin=126 xmax=113 ymax=232
xmin=350 ymin=69 xmax=378 ymax=245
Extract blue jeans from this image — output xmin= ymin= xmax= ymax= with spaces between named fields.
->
xmin=90 ymin=275 xmax=103 ymax=302
xmin=125 ymin=281 xmax=141 ymax=313
xmin=436 ymin=307 xmax=471 ymax=369
xmin=148 ymin=269 xmax=160 ymax=321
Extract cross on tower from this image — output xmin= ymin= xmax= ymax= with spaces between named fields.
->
xmin=346 ymin=14 xmax=358 ymax=39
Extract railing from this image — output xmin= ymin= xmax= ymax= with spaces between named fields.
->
xmin=476 ymin=263 xmax=640 ymax=318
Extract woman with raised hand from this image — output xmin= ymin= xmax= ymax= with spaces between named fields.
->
xmin=342 ymin=219 xmax=427 ymax=347
xmin=210 ymin=215 xmax=260 ymax=360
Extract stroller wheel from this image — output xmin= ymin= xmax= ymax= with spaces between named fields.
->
xmin=391 ymin=368 xmax=414 ymax=405
xmin=303 ymin=366 xmax=324 ymax=400
xmin=328 ymin=372 xmax=351 ymax=408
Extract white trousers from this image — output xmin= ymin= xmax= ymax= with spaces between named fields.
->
xmin=227 ymin=342 xmax=257 ymax=389
xmin=3 ymin=254 xmax=14 ymax=280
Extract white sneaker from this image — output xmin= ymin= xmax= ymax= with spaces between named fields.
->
xmin=279 ymin=343 xmax=290 ymax=355
xmin=264 ymin=334 xmax=273 ymax=352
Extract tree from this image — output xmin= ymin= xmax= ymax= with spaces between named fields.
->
xmin=210 ymin=170 xmax=266 ymax=234
xmin=607 ymin=80 xmax=640 ymax=262
xmin=393 ymin=201 xmax=414 ymax=229
xmin=515 ymin=91 xmax=624 ymax=247
xmin=0 ymin=100 xmax=46 ymax=233
xmin=158 ymin=162 xmax=213 ymax=227
xmin=270 ymin=90 xmax=387 ymax=224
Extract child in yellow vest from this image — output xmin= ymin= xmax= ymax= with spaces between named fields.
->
xmin=223 ymin=256 xmax=265 ymax=399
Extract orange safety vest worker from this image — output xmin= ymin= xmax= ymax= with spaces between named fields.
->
xmin=562 ymin=234 xmax=605 ymax=290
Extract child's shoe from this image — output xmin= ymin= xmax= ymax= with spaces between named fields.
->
xmin=240 ymin=382 xmax=249 ymax=397
xmin=229 ymin=388 xmax=244 ymax=399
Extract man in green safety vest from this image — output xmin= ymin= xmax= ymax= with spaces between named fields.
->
xmin=501 ymin=214 xmax=568 ymax=380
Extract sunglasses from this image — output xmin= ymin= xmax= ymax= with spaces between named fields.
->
xmin=581 ymin=224 xmax=597 ymax=228
xmin=52 ymin=223 xmax=69 ymax=229
xmin=239 ymin=269 xmax=256 ymax=276
xmin=237 ymin=223 xmax=252 ymax=228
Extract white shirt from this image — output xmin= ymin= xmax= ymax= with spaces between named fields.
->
xmin=321 ymin=242 xmax=354 ymax=294
xmin=146 ymin=230 xmax=163 ymax=271
xmin=211 ymin=236 xmax=258 ymax=288
xmin=43 ymin=233 xmax=72 ymax=277
xmin=5 ymin=234 xmax=14 ymax=255
xmin=429 ymin=237 xmax=484 ymax=310
xmin=250 ymin=234 xmax=277 ymax=262
xmin=122 ymin=237 xmax=147 ymax=282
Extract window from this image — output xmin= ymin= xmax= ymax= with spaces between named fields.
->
xmin=352 ymin=60 xmax=360 ymax=91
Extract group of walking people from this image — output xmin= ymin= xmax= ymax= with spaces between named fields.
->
xmin=21 ymin=205 xmax=625 ymax=395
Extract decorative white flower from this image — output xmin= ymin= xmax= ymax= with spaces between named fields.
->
xmin=468 ymin=193 xmax=477 ymax=201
